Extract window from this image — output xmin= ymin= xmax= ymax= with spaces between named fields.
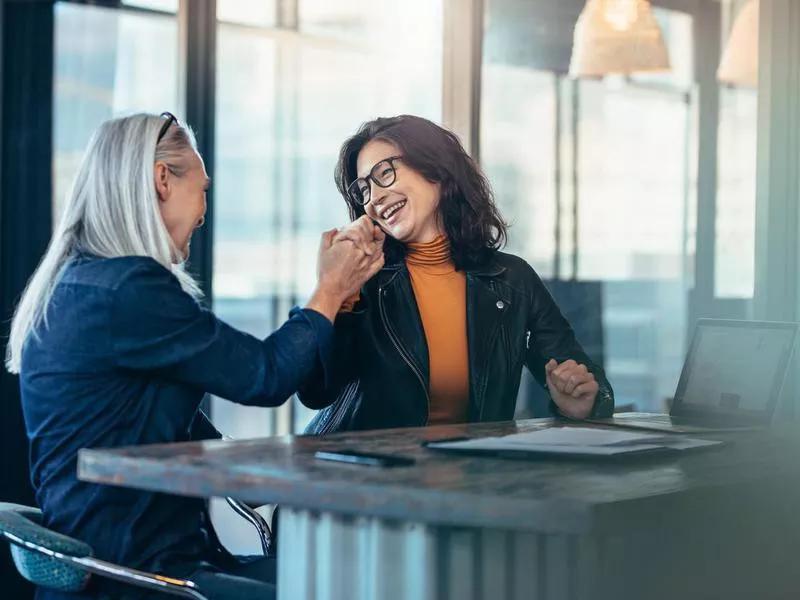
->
xmin=715 ymin=88 xmax=757 ymax=299
xmin=481 ymin=2 xmax=696 ymax=412
xmin=53 ymin=2 xmax=179 ymax=221
xmin=212 ymin=0 xmax=444 ymax=439
xmin=217 ymin=0 xmax=277 ymax=27
xmin=122 ymin=0 xmax=178 ymax=12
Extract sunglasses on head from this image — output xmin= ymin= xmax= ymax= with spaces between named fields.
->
xmin=156 ymin=112 xmax=178 ymax=144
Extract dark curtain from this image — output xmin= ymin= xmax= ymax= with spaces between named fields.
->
xmin=1 ymin=1 xmax=55 ymax=596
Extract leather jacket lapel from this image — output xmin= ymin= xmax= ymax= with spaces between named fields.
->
xmin=377 ymin=266 xmax=430 ymax=400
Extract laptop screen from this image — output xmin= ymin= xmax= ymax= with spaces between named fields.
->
xmin=673 ymin=319 xmax=798 ymax=420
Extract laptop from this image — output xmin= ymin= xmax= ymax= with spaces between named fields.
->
xmin=590 ymin=319 xmax=799 ymax=434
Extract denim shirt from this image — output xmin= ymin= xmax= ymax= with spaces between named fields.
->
xmin=19 ymin=253 xmax=333 ymax=598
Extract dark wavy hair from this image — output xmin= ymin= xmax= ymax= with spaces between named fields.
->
xmin=334 ymin=115 xmax=508 ymax=271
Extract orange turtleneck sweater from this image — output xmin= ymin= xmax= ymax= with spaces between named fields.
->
xmin=405 ymin=235 xmax=469 ymax=425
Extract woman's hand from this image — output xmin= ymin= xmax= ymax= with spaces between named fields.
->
xmin=306 ymin=228 xmax=384 ymax=322
xmin=333 ymin=215 xmax=385 ymax=256
xmin=545 ymin=359 xmax=599 ymax=420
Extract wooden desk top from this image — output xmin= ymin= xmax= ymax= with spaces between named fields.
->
xmin=78 ymin=419 xmax=800 ymax=534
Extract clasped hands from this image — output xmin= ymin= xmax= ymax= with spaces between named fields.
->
xmin=331 ymin=214 xmax=386 ymax=262
xmin=308 ymin=216 xmax=385 ymax=322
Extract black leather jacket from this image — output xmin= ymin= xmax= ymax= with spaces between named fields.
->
xmin=301 ymin=251 xmax=614 ymax=434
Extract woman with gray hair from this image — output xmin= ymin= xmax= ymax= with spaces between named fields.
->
xmin=6 ymin=112 xmax=383 ymax=600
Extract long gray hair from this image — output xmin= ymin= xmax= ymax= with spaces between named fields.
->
xmin=6 ymin=113 xmax=202 ymax=373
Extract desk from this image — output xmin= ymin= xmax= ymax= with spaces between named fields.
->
xmin=78 ymin=419 xmax=800 ymax=600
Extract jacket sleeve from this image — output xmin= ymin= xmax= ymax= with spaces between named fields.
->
xmin=522 ymin=265 xmax=614 ymax=418
xmin=111 ymin=260 xmax=335 ymax=408
xmin=296 ymin=302 xmax=364 ymax=410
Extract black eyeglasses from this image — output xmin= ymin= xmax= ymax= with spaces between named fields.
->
xmin=347 ymin=155 xmax=403 ymax=206
xmin=156 ymin=111 xmax=178 ymax=144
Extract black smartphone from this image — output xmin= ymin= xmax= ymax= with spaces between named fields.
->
xmin=314 ymin=449 xmax=415 ymax=468
xmin=420 ymin=436 xmax=471 ymax=447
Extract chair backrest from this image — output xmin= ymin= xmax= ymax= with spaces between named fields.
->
xmin=0 ymin=503 xmax=92 ymax=592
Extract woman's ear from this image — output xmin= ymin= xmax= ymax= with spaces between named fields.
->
xmin=154 ymin=161 xmax=170 ymax=202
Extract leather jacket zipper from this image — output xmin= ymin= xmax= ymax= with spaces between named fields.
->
xmin=378 ymin=286 xmax=430 ymax=425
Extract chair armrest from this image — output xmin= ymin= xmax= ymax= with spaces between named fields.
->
xmin=218 ymin=437 xmax=273 ymax=556
xmin=224 ymin=497 xmax=272 ymax=557
xmin=70 ymin=555 xmax=207 ymax=599
xmin=0 ymin=502 xmax=208 ymax=599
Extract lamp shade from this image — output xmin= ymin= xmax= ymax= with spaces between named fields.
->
xmin=717 ymin=0 xmax=758 ymax=87
xmin=569 ymin=0 xmax=671 ymax=77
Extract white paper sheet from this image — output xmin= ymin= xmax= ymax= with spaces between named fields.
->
xmin=428 ymin=427 xmax=721 ymax=457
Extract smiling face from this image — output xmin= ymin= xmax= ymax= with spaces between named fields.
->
xmin=356 ymin=139 xmax=443 ymax=244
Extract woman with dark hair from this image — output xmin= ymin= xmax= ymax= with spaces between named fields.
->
xmin=302 ymin=115 xmax=614 ymax=434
